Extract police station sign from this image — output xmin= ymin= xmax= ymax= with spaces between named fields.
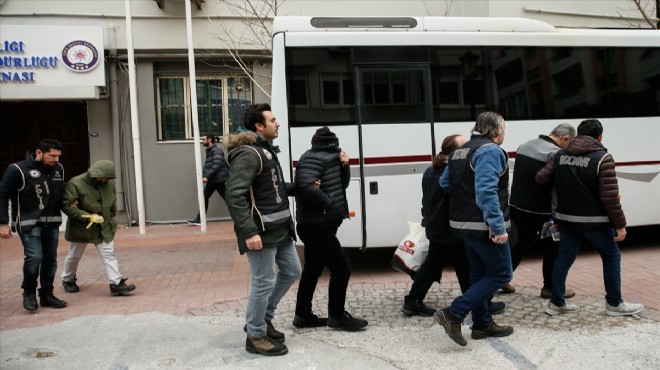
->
xmin=0 ymin=25 xmax=105 ymax=100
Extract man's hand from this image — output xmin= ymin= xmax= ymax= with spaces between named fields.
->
xmin=82 ymin=214 xmax=104 ymax=229
xmin=491 ymin=233 xmax=508 ymax=245
xmin=245 ymin=234 xmax=263 ymax=250
xmin=203 ymin=177 xmax=208 ymax=183
xmin=339 ymin=151 xmax=350 ymax=166
xmin=614 ymin=227 xmax=626 ymax=242
xmin=0 ymin=224 xmax=12 ymax=239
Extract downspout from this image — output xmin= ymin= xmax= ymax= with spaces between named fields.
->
xmin=124 ymin=0 xmax=147 ymax=235
xmin=185 ymin=0 xmax=207 ymax=232
xmin=107 ymin=24 xmax=125 ymax=212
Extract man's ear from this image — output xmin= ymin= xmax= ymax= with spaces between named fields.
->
xmin=597 ymin=135 xmax=603 ymax=142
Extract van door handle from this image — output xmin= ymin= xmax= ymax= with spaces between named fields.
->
xmin=369 ymin=181 xmax=378 ymax=194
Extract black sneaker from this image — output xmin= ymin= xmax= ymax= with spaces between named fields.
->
xmin=328 ymin=311 xmax=368 ymax=331
xmin=433 ymin=308 xmax=467 ymax=346
xmin=293 ymin=314 xmax=328 ymax=328
xmin=23 ymin=291 xmax=38 ymax=311
xmin=186 ymin=217 xmax=201 ymax=226
xmin=246 ymin=334 xmax=288 ymax=356
xmin=401 ymin=301 xmax=436 ymax=317
xmin=109 ymin=278 xmax=136 ymax=296
xmin=488 ymin=301 xmax=505 ymax=315
xmin=40 ymin=294 xmax=67 ymax=309
xmin=471 ymin=322 xmax=514 ymax=340
xmin=62 ymin=276 xmax=80 ymax=293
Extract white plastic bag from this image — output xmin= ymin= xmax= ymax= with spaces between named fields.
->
xmin=391 ymin=221 xmax=430 ymax=276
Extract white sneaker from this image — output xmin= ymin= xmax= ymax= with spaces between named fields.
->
xmin=605 ymin=301 xmax=644 ymax=316
xmin=545 ymin=301 xmax=580 ymax=316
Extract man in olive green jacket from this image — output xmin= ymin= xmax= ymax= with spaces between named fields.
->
xmin=61 ymin=160 xmax=136 ymax=296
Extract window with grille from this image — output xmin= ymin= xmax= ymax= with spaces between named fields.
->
xmin=156 ymin=76 xmax=252 ymax=141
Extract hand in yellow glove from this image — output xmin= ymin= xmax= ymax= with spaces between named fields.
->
xmin=82 ymin=214 xmax=104 ymax=229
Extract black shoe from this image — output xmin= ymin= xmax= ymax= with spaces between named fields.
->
xmin=40 ymin=294 xmax=67 ymax=309
xmin=23 ymin=291 xmax=38 ymax=311
xmin=293 ymin=314 xmax=328 ymax=328
xmin=109 ymin=278 xmax=136 ymax=296
xmin=488 ymin=301 xmax=505 ymax=315
xmin=401 ymin=301 xmax=436 ymax=317
xmin=471 ymin=322 xmax=514 ymax=340
xmin=186 ymin=217 xmax=201 ymax=226
xmin=62 ymin=276 xmax=80 ymax=293
xmin=246 ymin=334 xmax=288 ymax=356
xmin=433 ymin=308 xmax=467 ymax=346
xmin=328 ymin=311 xmax=368 ymax=331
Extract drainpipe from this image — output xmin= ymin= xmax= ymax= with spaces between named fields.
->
xmin=185 ymin=0 xmax=207 ymax=232
xmin=107 ymin=24 xmax=125 ymax=212
xmin=124 ymin=0 xmax=147 ymax=235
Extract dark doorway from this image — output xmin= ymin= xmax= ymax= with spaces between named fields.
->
xmin=0 ymin=101 xmax=90 ymax=180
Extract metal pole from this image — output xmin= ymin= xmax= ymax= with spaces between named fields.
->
xmin=124 ymin=0 xmax=147 ymax=235
xmin=185 ymin=0 xmax=207 ymax=232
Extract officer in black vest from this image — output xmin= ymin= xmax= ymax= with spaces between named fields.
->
xmin=434 ymin=112 xmax=514 ymax=347
xmin=536 ymin=119 xmax=644 ymax=317
xmin=0 ymin=139 xmax=68 ymax=312
xmin=225 ymin=103 xmax=302 ymax=356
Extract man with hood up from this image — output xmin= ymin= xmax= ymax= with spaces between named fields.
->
xmin=292 ymin=127 xmax=367 ymax=332
xmin=60 ymin=160 xmax=136 ymax=297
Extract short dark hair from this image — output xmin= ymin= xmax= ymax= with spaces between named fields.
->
xmin=202 ymin=133 xmax=217 ymax=144
xmin=243 ymin=103 xmax=271 ymax=132
xmin=577 ymin=119 xmax=603 ymax=139
xmin=37 ymin=139 xmax=62 ymax=153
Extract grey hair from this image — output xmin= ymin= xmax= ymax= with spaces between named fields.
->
xmin=549 ymin=123 xmax=576 ymax=139
xmin=472 ymin=112 xmax=505 ymax=138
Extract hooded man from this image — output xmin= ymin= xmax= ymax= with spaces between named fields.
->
xmin=292 ymin=126 xmax=368 ymax=332
xmin=61 ymin=160 xmax=136 ymax=297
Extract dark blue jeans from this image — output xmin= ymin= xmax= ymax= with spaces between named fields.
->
xmin=449 ymin=236 xmax=512 ymax=328
xmin=550 ymin=224 xmax=622 ymax=307
xmin=18 ymin=225 xmax=60 ymax=294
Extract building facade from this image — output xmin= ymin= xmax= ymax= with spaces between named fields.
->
xmin=1 ymin=0 xmax=656 ymax=224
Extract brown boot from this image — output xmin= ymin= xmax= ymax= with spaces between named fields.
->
xmin=434 ymin=308 xmax=467 ymax=346
xmin=245 ymin=334 xmax=288 ymax=356
xmin=471 ymin=322 xmax=514 ymax=340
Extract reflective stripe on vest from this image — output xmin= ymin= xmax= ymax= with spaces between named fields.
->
xmin=553 ymin=212 xmax=610 ymax=223
xmin=260 ymin=209 xmax=291 ymax=223
xmin=450 ymin=220 xmax=511 ymax=231
xmin=20 ymin=216 xmax=63 ymax=226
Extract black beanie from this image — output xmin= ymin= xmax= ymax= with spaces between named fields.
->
xmin=311 ymin=126 xmax=339 ymax=147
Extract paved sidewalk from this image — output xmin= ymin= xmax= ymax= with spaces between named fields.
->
xmin=1 ymin=222 xmax=659 ymax=369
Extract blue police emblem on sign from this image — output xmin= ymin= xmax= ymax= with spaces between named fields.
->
xmin=62 ymin=40 xmax=99 ymax=72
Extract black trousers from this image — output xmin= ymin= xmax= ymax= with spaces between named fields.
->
xmin=404 ymin=238 xmax=470 ymax=304
xmin=509 ymin=207 xmax=558 ymax=290
xmin=295 ymin=223 xmax=351 ymax=319
xmin=202 ymin=182 xmax=226 ymax=213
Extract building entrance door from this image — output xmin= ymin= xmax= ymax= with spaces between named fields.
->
xmin=0 ymin=101 xmax=90 ymax=179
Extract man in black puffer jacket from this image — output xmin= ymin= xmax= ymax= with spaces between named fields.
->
xmin=188 ymin=134 xmax=228 ymax=225
xmin=293 ymin=127 xmax=368 ymax=332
